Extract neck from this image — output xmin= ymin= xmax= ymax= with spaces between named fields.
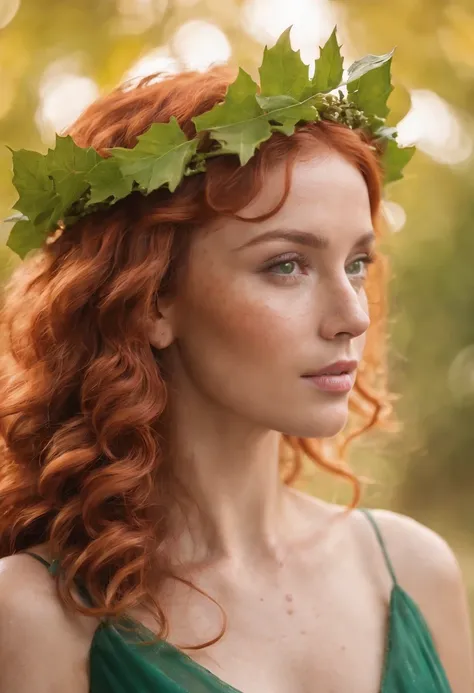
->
xmin=162 ymin=382 xmax=293 ymax=568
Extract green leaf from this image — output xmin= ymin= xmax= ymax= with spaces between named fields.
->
xmin=347 ymin=51 xmax=394 ymax=83
xmin=46 ymin=135 xmax=101 ymax=211
xmin=87 ymin=158 xmax=134 ymax=206
xmin=347 ymin=50 xmax=394 ymax=118
xmin=10 ymin=148 xmax=60 ymax=226
xmin=209 ymin=119 xmax=273 ymax=166
xmin=193 ymin=69 xmax=271 ymax=165
xmin=311 ymin=28 xmax=344 ymax=94
xmin=5 ymin=26 xmax=414 ymax=265
xmin=256 ymin=94 xmax=318 ymax=135
xmin=110 ymin=117 xmax=198 ymax=193
xmin=381 ymin=140 xmax=415 ymax=183
xmin=6 ymin=218 xmax=47 ymax=259
xmin=259 ymin=27 xmax=310 ymax=100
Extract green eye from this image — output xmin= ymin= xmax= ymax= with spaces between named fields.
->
xmin=276 ymin=261 xmax=297 ymax=275
xmin=347 ymin=259 xmax=365 ymax=275
xmin=265 ymin=255 xmax=308 ymax=278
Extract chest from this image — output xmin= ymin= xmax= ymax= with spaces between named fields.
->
xmin=141 ymin=560 xmax=390 ymax=693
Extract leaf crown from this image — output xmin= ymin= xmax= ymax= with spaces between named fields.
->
xmin=6 ymin=27 xmax=415 ymax=259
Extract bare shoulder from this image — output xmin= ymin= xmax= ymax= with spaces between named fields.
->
xmin=367 ymin=508 xmax=462 ymax=585
xmin=368 ymin=509 xmax=474 ymax=692
xmin=0 ymin=552 xmax=97 ymax=693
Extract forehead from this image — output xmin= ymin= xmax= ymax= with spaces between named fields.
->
xmin=201 ymin=150 xmax=373 ymax=249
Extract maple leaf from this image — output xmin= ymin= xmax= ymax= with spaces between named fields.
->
xmin=5 ymin=26 xmax=415 ymax=261
xmin=381 ymin=139 xmax=416 ymax=183
xmin=6 ymin=219 xmax=47 ymax=259
xmin=347 ymin=51 xmax=394 ymax=118
xmin=87 ymin=158 xmax=134 ymax=206
xmin=193 ymin=68 xmax=272 ymax=165
xmin=10 ymin=148 xmax=60 ymax=229
xmin=256 ymin=94 xmax=318 ymax=136
xmin=259 ymin=27 xmax=310 ymax=100
xmin=110 ymin=117 xmax=198 ymax=193
xmin=311 ymin=28 xmax=344 ymax=94
xmin=46 ymin=135 xmax=101 ymax=211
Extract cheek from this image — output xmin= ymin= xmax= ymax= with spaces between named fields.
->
xmin=177 ymin=261 xmax=309 ymax=371
xmin=186 ymin=280 xmax=298 ymax=360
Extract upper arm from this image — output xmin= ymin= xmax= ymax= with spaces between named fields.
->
xmin=0 ymin=554 xmax=95 ymax=693
xmin=371 ymin=509 xmax=474 ymax=693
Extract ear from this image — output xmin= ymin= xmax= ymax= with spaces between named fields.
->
xmin=147 ymin=299 xmax=176 ymax=350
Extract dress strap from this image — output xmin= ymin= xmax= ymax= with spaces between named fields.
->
xmin=359 ymin=509 xmax=398 ymax=586
xmin=23 ymin=551 xmax=60 ymax=576
xmin=24 ymin=551 xmax=93 ymax=606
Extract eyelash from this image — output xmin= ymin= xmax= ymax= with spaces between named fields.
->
xmin=263 ymin=251 xmax=376 ymax=282
xmin=346 ymin=252 xmax=376 ymax=277
xmin=263 ymin=252 xmax=311 ymax=280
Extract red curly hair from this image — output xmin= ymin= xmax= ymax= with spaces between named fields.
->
xmin=0 ymin=67 xmax=390 ymax=633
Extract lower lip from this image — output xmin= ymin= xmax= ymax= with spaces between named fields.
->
xmin=303 ymin=373 xmax=355 ymax=393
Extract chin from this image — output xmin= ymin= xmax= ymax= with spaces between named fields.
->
xmin=281 ymin=402 xmax=350 ymax=439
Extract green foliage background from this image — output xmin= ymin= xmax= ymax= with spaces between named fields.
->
xmin=1 ymin=0 xmax=474 ymax=620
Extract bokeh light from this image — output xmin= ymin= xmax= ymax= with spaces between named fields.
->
xmin=35 ymin=59 xmax=99 ymax=140
xmin=449 ymin=345 xmax=474 ymax=403
xmin=115 ymin=0 xmax=161 ymax=34
xmin=397 ymin=89 xmax=473 ymax=165
xmin=0 ymin=71 xmax=16 ymax=120
xmin=242 ymin=0 xmax=337 ymax=63
xmin=124 ymin=47 xmax=179 ymax=82
xmin=0 ymin=0 xmax=20 ymax=30
xmin=383 ymin=201 xmax=407 ymax=233
xmin=171 ymin=20 xmax=232 ymax=71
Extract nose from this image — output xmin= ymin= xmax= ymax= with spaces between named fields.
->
xmin=318 ymin=279 xmax=370 ymax=342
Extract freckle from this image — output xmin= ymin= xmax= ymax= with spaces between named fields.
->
xmin=260 ymin=597 xmax=264 ymax=602
xmin=300 ymin=630 xmax=306 ymax=636
xmin=285 ymin=594 xmax=293 ymax=603
xmin=286 ymin=608 xmax=294 ymax=615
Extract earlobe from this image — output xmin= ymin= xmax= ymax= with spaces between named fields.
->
xmin=147 ymin=314 xmax=175 ymax=350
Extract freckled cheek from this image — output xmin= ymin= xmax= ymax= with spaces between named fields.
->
xmin=183 ymin=276 xmax=306 ymax=361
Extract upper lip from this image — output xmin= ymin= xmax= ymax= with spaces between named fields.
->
xmin=303 ymin=360 xmax=359 ymax=377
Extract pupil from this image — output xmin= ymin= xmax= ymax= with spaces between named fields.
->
xmin=280 ymin=261 xmax=294 ymax=274
xmin=350 ymin=260 xmax=361 ymax=274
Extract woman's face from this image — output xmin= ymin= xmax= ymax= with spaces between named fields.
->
xmin=155 ymin=149 xmax=375 ymax=438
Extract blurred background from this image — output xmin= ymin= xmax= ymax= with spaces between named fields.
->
xmin=1 ymin=0 xmax=474 ymax=621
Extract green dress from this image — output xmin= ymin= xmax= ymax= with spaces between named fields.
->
xmin=25 ymin=510 xmax=451 ymax=692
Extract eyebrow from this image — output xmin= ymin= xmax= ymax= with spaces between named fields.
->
xmin=235 ymin=229 xmax=376 ymax=251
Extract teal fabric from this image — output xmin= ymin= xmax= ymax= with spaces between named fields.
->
xmin=25 ymin=510 xmax=452 ymax=692
xmin=360 ymin=510 xmax=452 ymax=692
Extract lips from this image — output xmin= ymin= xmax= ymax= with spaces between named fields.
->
xmin=302 ymin=361 xmax=358 ymax=394
xmin=303 ymin=360 xmax=358 ymax=377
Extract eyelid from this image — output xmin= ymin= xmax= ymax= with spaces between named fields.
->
xmin=349 ymin=250 xmax=376 ymax=264
xmin=261 ymin=251 xmax=310 ymax=269
xmin=346 ymin=252 xmax=376 ymax=279
xmin=260 ymin=250 xmax=376 ymax=277
xmin=260 ymin=252 xmax=311 ymax=282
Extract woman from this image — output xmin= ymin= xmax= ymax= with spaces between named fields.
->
xmin=0 ymin=30 xmax=472 ymax=693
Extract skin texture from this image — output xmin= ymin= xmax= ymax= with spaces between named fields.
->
xmin=0 ymin=151 xmax=473 ymax=693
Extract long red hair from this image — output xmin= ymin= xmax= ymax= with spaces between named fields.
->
xmin=0 ymin=67 xmax=389 ymax=631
